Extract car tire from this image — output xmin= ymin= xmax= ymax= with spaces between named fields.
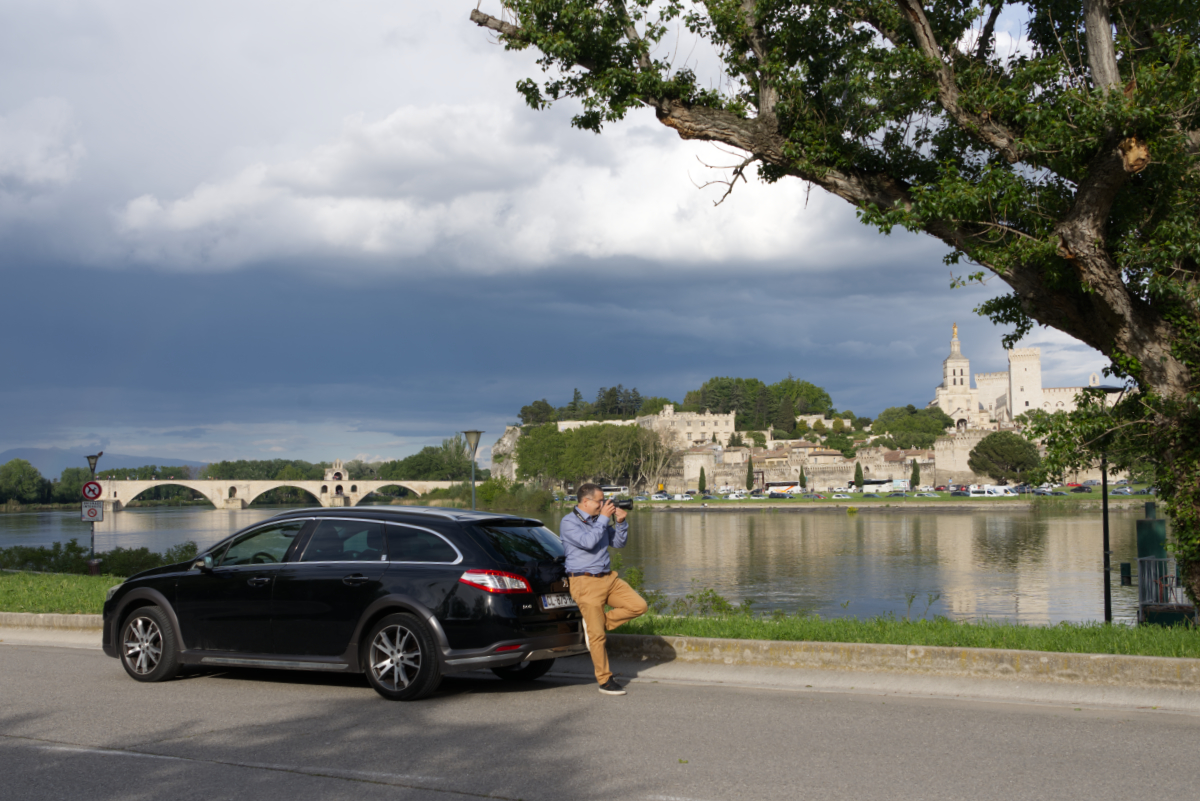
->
xmin=119 ymin=606 xmax=180 ymax=682
xmin=364 ymin=613 xmax=441 ymax=701
xmin=491 ymin=658 xmax=555 ymax=682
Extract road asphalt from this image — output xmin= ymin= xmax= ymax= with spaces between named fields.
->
xmin=3 ymin=637 xmax=1200 ymax=801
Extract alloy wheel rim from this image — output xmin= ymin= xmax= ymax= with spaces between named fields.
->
xmin=123 ymin=616 xmax=163 ymax=675
xmin=370 ymin=625 xmax=421 ymax=691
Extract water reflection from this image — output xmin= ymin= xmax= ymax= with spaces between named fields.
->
xmin=0 ymin=504 xmax=1144 ymax=625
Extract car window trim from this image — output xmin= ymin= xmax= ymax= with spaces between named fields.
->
xmin=293 ymin=517 xmax=392 ymax=564
xmin=216 ymin=518 xmax=312 ymax=567
xmin=384 ymin=522 xmax=464 ymax=566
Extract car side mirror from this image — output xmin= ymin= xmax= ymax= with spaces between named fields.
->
xmin=194 ymin=554 xmax=214 ymax=572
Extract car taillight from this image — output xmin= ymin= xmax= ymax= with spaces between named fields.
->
xmin=459 ymin=569 xmax=532 ymax=594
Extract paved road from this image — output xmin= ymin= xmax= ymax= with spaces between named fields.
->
xmin=2 ymin=644 xmax=1198 ymax=801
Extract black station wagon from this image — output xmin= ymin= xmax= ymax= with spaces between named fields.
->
xmin=101 ymin=507 xmax=587 ymax=700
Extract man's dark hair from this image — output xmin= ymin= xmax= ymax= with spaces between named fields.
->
xmin=576 ymin=483 xmax=602 ymax=503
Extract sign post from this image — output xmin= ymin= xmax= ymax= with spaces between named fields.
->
xmin=82 ymin=454 xmax=103 ymax=568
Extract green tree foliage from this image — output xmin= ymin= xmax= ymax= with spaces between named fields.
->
xmin=515 ymin=423 xmax=675 ymax=489
xmin=854 ymin=461 xmax=865 ymax=489
xmin=53 ymin=467 xmax=91 ymax=503
xmin=379 ymin=435 xmax=476 ymax=482
xmin=811 ymin=419 xmax=826 ymax=434
xmin=201 ymin=460 xmax=320 ymax=480
xmin=873 ymin=406 xmax=955 ymax=449
xmin=745 ymin=457 xmax=754 ymax=491
xmin=968 ymin=432 xmax=1041 ymax=485
xmin=793 ymin=420 xmax=809 ymax=437
xmin=746 ymin=431 xmax=766 ymax=448
xmin=698 ymin=466 xmax=706 ymax=493
xmin=727 ymin=431 xmax=745 ymax=447
xmin=822 ymin=432 xmax=857 ymax=458
xmin=798 ymin=467 xmax=806 ymax=489
xmin=519 ymin=399 xmax=558 ymax=425
xmin=681 ymin=376 xmax=832 ymax=430
xmin=474 ymin=0 xmax=1200 ymax=591
xmin=0 ymin=459 xmax=47 ymax=503
xmin=832 ymin=417 xmax=845 ymax=434
xmin=637 ymin=396 xmax=675 ymax=417
xmin=910 ymin=460 xmax=921 ymax=488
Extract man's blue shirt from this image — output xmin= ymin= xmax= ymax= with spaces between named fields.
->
xmin=560 ymin=507 xmax=628 ymax=573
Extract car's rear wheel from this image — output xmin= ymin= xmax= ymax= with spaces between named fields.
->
xmin=364 ymin=613 xmax=441 ymax=701
xmin=119 ymin=606 xmax=180 ymax=682
xmin=491 ymin=658 xmax=555 ymax=682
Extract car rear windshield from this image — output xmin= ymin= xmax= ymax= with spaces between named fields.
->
xmin=473 ymin=523 xmax=564 ymax=566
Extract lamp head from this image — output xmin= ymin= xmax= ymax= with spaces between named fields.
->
xmin=86 ymin=452 xmax=103 ymax=474
xmin=462 ymin=430 xmax=484 ymax=456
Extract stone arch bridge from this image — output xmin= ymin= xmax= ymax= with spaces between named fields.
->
xmin=98 ymin=478 xmax=458 ymax=511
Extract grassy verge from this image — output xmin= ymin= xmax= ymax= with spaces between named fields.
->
xmin=619 ymin=614 xmax=1200 ymax=659
xmin=0 ymin=572 xmax=120 ymax=615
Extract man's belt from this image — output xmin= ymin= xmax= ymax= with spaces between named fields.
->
xmin=567 ymin=571 xmax=611 ymax=578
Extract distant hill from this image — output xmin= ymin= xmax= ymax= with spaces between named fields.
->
xmin=0 ymin=448 xmax=207 ymax=480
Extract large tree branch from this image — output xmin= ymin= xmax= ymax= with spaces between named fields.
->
xmin=890 ymin=0 xmax=1024 ymax=163
xmin=975 ymin=2 xmax=1002 ymax=61
xmin=1083 ymin=0 xmax=1121 ymax=90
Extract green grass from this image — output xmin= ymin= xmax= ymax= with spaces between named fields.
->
xmin=0 ymin=572 xmax=121 ymax=614
xmin=621 ymin=613 xmax=1200 ymax=659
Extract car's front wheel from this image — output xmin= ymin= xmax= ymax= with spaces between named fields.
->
xmin=364 ymin=613 xmax=441 ymax=701
xmin=491 ymin=658 xmax=555 ymax=682
xmin=119 ymin=606 xmax=180 ymax=682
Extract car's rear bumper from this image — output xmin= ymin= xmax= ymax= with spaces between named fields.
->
xmin=440 ymin=631 xmax=588 ymax=674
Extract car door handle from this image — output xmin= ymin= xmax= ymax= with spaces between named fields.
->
xmin=342 ymin=574 xmax=369 ymax=586
xmin=247 ymin=576 xmax=271 ymax=587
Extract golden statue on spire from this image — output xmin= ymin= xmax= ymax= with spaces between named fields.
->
xmin=953 ymin=322 xmax=958 ymax=339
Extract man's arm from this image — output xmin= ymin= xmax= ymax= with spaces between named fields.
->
xmin=561 ymin=511 xmax=612 ymax=550
xmin=609 ymin=519 xmax=629 ymax=549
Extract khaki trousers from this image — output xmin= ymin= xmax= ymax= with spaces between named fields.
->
xmin=567 ymin=572 xmax=648 ymax=684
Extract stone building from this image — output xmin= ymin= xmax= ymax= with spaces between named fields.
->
xmin=636 ymin=404 xmax=737 ymax=448
xmin=929 ymin=324 xmax=1100 ymax=427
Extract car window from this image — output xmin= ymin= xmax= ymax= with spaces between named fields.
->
xmin=301 ymin=520 xmax=386 ymax=562
xmin=474 ymin=523 xmax=564 ymax=565
xmin=385 ymin=525 xmax=459 ymax=563
xmin=220 ymin=520 xmax=307 ymax=566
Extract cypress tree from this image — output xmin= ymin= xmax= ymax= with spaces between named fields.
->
xmin=799 ymin=467 xmax=807 ymax=489
xmin=698 ymin=467 xmax=707 ymax=493
xmin=910 ymin=459 xmax=920 ymax=488
xmin=745 ymin=457 xmax=754 ymax=490
xmin=854 ymin=461 xmax=864 ymax=490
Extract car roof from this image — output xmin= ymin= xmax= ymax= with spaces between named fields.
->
xmin=264 ymin=506 xmax=543 ymax=527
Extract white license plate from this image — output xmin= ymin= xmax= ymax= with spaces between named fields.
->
xmin=542 ymin=593 xmax=576 ymax=610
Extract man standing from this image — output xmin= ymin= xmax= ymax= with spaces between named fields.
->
xmin=560 ymin=483 xmax=648 ymax=695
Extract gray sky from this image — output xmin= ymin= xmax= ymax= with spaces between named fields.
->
xmin=0 ymin=1 xmax=1106 ymax=467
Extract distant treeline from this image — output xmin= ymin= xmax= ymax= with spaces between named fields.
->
xmin=517 ymin=376 xmax=858 ymax=434
xmin=1 ymin=439 xmax=490 ymax=507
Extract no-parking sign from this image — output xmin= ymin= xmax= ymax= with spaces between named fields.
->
xmin=82 ymin=481 xmax=103 ymax=501
xmin=81 ymin=501 xmax=104 ymax=522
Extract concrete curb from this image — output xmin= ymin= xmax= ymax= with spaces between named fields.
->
xmin=604 ymin=633 xmax=1200 ymax=691
xmin=5 ymin=615 xmax=1199 ymax=694
xmin=0 ymin=612 xmax=103 ymax=630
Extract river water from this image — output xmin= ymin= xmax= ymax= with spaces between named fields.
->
xmin=2 ymin=504 xmax=1147 ymax=625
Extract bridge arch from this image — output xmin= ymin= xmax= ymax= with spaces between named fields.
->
xmin=123 ymin=481 xmax=221 ymax=508
xmin=244 ymin=483 xmax=322 ymax=507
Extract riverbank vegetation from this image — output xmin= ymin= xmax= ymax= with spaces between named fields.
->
xmin=0 ymin=539 xmax=198 ymax=577
xmin=0 ymin=572 xmax=118 ymax=614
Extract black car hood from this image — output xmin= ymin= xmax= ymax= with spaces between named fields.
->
xmin=126 ymin=560 xmax=194 ymax=582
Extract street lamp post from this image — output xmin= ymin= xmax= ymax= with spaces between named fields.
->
xmin=1101 ymin=453 xmax=1112 ymax=623
xmin=462 ymin=431 xmax=484 ymax=511
xmin=85 ymin=452 xmax=103 ymax=561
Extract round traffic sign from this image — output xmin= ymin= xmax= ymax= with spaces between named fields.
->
xmin=84 ymin=505 xmax=100 ymax=519
xmin=82 ymin=481 xmax=103 ymax=500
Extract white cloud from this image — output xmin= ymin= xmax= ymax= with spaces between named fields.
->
xmin=0 ymin=97 xmax=84 ymax=192
xmin=115 ymin=103 xmax=939 ymax=274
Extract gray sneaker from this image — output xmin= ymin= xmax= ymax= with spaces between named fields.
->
xmin=598 ymin=679 xmax=626 ymax=696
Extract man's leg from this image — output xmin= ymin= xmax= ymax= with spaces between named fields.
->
xmin=568 ymin=575 xmax=612 ymax=684
xmin=604 ymin=575 xmax=649 ymax=631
